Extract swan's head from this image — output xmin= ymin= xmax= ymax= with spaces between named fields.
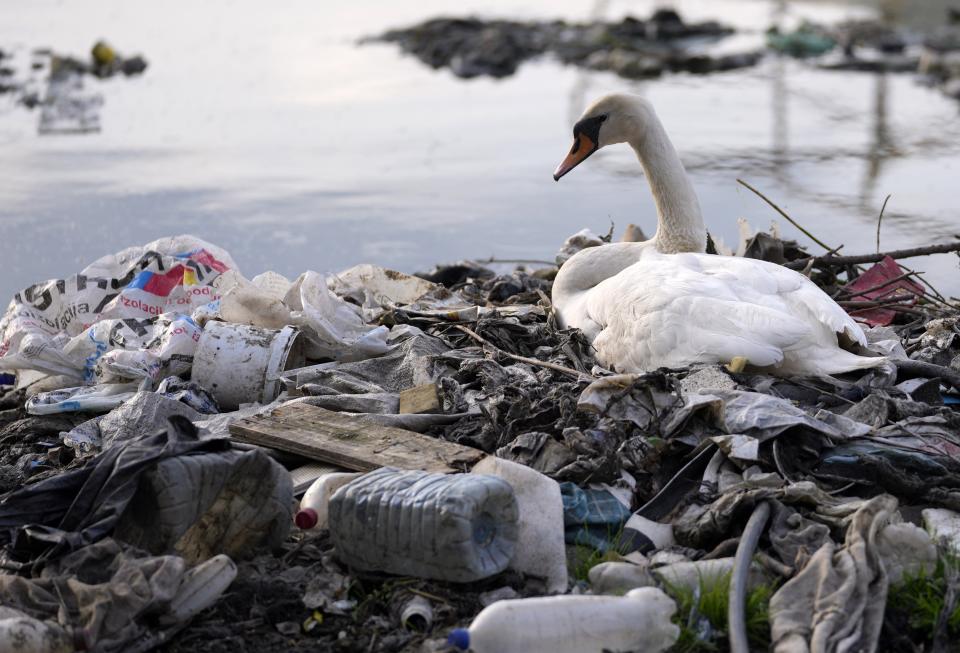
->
xmin=553 ymin=94 xmax=651 ymax=181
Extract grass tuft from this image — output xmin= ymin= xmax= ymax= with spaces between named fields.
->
xmin=664 ymin=570 xmax=773 ymax=653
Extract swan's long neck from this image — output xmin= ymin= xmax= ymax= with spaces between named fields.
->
xmin=628 ymin=114 xmax=706 ymax=254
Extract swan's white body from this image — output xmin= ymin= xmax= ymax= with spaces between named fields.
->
xmin=552 ymin=95 xmax=884 ymax=376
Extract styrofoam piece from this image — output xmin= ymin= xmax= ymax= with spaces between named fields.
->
xmin=471 ymin=456 xmax=568 ymax=593
xmin=191 ymin=321 xmax=305 ymax=409
xmin=923 ymin=508 xmax=960 ymax=554
xmin=447 ymin=587 xmax=678 ymax=653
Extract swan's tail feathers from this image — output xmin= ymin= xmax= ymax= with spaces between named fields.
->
xmin=779 ymin=348 xmax=888 ymax=376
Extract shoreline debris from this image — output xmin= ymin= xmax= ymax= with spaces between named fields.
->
xmin=0 ymin=222 xmax=958 ymax=651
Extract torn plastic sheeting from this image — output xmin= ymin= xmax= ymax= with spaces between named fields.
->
xmin=0 ymin=416 xmax=230 ymax=565
xmin=63 ymin=390 xmax=203 ymax=453
xmin=814 ymin=432 xmax=960 ymax=500
xmin=329 ymin=264 xmax=439 ymax=313
xmin=844 ymin=256 xmax=924 ymax=327
xmin=675 ymin=389 xmax=872 ymax=442
xmin=286 ymin=271 xmax=391 ymax=362
xmin=290 ymin=329 xmax=453 ymax=395
xmin=216 ymin=268 xmax=393 ymax=363
xmin=0 ymin=537 xmax=234 ymax=653
xmin=292 ymin=391 xmax=400 ymax=414
xmin=672 ymin=476 xmax=866 ymax=550
xmin=154 ymin=375 xmax=219 ymax=414
xmin=0 ymin=235 xmax=235 ymax=382
xmin=25 ymin=382 xmax=137 ymax=415
xmin=710 ymin=434 xmax=760 ymax=462
xmin=577 ymin=373 xmax=685 ymax=435
xmin=282 ymin=395 xmax=467 ymax=432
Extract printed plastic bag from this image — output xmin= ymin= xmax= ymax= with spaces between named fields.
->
xmin=0 ymin=235 xmax=236 ymax=383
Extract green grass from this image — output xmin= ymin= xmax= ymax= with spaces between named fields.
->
xmin=569 ymin=544 xmax=626 ymax=584
xmin=886 ymin=550 xmax=960 ymax=643
xmin=664 ymin=571 xmax=774 ymax=653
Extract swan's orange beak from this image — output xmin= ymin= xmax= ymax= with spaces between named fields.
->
xmin=553 ymin=133 xmax=598 ymax=181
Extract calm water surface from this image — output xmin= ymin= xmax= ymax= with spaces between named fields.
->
xmin=1 ymin=0 xmax=958 ymax=301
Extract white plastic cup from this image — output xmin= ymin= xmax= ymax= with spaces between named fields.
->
xmin=191 ymin=321 xmax=305 ymax=410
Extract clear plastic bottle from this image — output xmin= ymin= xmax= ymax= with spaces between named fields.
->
xmin=447 ymin=587 xmax=679 ymax=653
xmin=328 ymin=467 xmax=518 ymax=582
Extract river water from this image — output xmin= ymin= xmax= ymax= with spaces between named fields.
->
xmin=1 ymin=0 xmax=958 ymax=301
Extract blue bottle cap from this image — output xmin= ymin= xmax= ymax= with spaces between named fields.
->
xmin=447 ymin=628 xmax=470 ymax=650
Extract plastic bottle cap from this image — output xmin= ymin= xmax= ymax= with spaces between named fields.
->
xmin=294 ymin=508 xmax=318 ymax=529
xmin=73 ymin=626 xmax=93 ymax=651
xmin=447 ymin=628 xmax=470 ymax=650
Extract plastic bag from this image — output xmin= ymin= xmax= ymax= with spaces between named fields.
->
xmin=0 ymin=235 xmax=236 ymax=382
xmin=25 ymin=383 xmax=138 ymax=415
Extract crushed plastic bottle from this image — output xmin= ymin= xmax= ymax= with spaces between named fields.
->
xmin=447 ymin=587 xmax=679 ymax=653
xmin=328 ymin=467 xmax=518 ymax=582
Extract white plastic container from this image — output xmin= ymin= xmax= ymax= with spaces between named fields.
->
xmin=447 ymin=587 xmax=679 ymax=653
xmin=294 ymin=471 xmax=362 ymax=530
xmin=471 ymin=456 xmax=568 ymax=593
xmin=190 ymin=321 xmax=305 ymax=410
xmin=163 ymin=554 xmax=238 ymax=624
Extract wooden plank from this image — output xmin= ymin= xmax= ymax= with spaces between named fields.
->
xmin=229 ymin=403 xmax=484 ymax=474
xmin=398 ymin=383 xmax=440 ymax=415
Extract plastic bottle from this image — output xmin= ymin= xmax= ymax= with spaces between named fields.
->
xmin=447 ymin=587 xmax=679 ymax=653
xmin=328 ymin=467 xmax=518 ymax=582
xmin=294 ymin=471 xmax=362 ymax=530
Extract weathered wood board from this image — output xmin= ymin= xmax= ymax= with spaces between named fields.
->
xmin=398 ymin=383 xmax=440 ymax=415
xmin=229 ymin=403 xmax=484 ymax=474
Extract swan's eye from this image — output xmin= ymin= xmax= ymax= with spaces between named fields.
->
xmin=598 ymin=114 xmax=608 ymax=123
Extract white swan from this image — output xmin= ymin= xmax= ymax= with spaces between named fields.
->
xmin=551 ymin=94 xmax=884 ymax=376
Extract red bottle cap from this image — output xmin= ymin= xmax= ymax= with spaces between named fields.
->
xmin=294 ymin=508 xmax=318 ymax=529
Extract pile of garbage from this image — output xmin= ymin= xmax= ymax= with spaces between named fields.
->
xmin=0 ymin=40 xmax=147 ymax=134
xmin=370 ymin=10 xmax=761 ymax=80
xmin=373 ymin=8 xmax=960 ymax=104
xmin=1 ymin=227 xmax=960 ymax=652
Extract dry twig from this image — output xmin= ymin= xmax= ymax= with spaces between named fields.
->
xmin=785 ymin=241 xmax=960 ymax=270
xmin=451 ymin=324 xmax=590 ymax=380
xmin=737 ymin=178 xmax=835 ymax=252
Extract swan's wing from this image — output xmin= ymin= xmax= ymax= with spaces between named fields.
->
xmin=692 ymin=253 xmax=867 ymax=347
xmin=584 ymin=252 xmax=866 ymax=372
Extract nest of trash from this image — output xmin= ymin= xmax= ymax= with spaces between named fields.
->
xmin=1 ymin=222 xmax=960 ymax=652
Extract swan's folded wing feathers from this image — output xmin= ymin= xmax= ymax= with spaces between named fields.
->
xmin=587 ymin=260 xmax=818 ymax=371
xmin=695 ymin=254 xmax=868 ymax=346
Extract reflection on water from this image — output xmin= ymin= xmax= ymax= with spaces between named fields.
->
xmin=0 ymin=0 xmax=958 ymax=302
